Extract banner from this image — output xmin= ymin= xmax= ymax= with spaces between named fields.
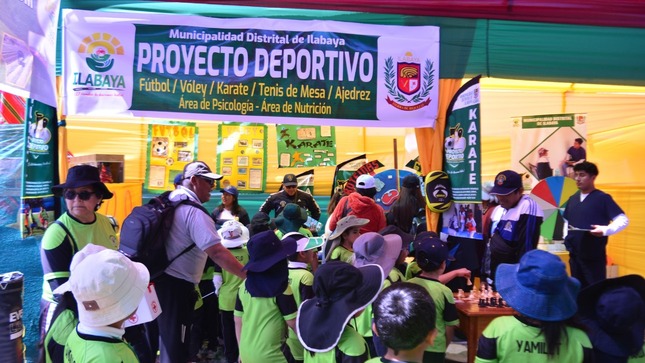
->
xmin=0 ymin=0 xmax=60 ymax=106
xmin=343 ymin=160 xmax=385 ymax=195
xmin=1 ymin=92 xmax=26 ymax=125
xmin=331 ymin=154 xmax=367 ymax=197
xmin=62 ymin=10 xmax=440 ymax=128
xmin=405 ymin=156 xmax=422 ymax=174
xmin=217 ymin=123 xmax=268 ymax=192
xmin=21 ymin=99 xmax=57 ymax=237
xmin=145 ymin=122 xmax=198 ymax=192
xmin=276 ymin=125 xmax=336 ymax=167
xmin=443 ymin=76 xmax=481 ymax=203
xmin=512 ymin=113 xmax=588 ymax=187
xmin=295 ymin=169 xmax=315 ymax=195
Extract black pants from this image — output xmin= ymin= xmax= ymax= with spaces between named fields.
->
xmin=189 ymin=280 xmax=222 ymax=357
xmin=145 ymin=274 xmax=198 ymax=363
xmin=569 ymin=253 xmax=606 ymax=288
xmin=219 ymin=310 xmax=239 ymax=363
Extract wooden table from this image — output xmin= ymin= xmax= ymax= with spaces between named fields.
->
xmin=455 ymin=299 xmax=515 ymax=363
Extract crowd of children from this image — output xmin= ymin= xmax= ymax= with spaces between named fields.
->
xmin=39 ymin=169 xmax=644 ymax=363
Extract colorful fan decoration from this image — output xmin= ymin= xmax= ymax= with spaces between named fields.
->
xmin=529 ymin=176 xmax=578 ymax=241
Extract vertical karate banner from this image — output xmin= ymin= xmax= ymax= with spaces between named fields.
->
xmin=145 ymin=122 xmax=197 ymax=192
xmin=512 ymin=113 xmax=587 ymax=187
xmin=22 ymin=99 xmax=57 ymax=237
xmin=276 ymin=125 xmax=336 ymax=167
xmin=441 ymin=76 xmax=482 ymax=240
xmin=217 ymin=123 xmax=268 ymax=192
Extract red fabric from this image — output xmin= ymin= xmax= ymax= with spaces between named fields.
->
xmin=167 ymin=0 xmax=645 ymax=28
xmin=0 ymin=92 xmax=26 ymax=124
xmin=328 ymin=193 xmax=386 ymax=235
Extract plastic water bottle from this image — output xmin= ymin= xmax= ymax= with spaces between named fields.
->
xmin=305 ymin=216 xmax=322 ymax=233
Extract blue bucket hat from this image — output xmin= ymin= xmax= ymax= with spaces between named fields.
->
xmin=243 ymin=230 xmax=296 ymax=272
xmin=496 ymin=249 xmax=580 ymax=322
xmin=578 ymin=275 xmax=645 ymax=358
xmin=297 ymin=261 xmax=383 ymax=352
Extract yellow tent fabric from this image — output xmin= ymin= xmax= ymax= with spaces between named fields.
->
xmin=62 ymin=78 xmax=645 ymax=277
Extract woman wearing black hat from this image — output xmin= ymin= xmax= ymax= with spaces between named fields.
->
xmin=38 ymin=165 xmax=118 ymax=358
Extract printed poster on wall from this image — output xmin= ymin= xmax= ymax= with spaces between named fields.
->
xmin=217 ymin=123 xmax=267 ymax=192
xmin=145 ymin=121 xmax=198 ymax=192
xmin=276 ymin=125 xmax=336 ymax=168
xmin=62 ymin=10 xmax=440 ymax=128
xmin=511 ymin=113 xmax=587 ymax=189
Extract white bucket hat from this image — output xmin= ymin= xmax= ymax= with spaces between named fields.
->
xmin=218 ymin=220 xmax=250 ymax=248
xmin=55 ymin=244 xmax=149 ymax=327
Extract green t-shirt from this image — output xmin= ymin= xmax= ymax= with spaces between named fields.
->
xmin=475 ymin=315 xmax=592 ymax=363
xmin=287 ymin=267 xmax=315 ymax=360
xmin=234 ymin=281 xmax=298 ymax=363
xmin=329 ymin=245 xmax=354 ymax=264
xmin=45 ymin=307 xmax=77 ymax=363
xmin=217 ymin=247 xmax=249 ymax=311
xmin=366 ymin=358 xmax=416 ymax=363
xmin=405 ymin=261 xmax=421 ymax=280
xmin=303 ymin=326 xmax=369 ymax=363
xmin=629 ymin=344 xmax=645 ymax=362
xmin=64 ymin=328 xmax=138 ymax=363
xmin=352 ymin=280 xmax=392 ymax=338
xmin=408 ymin=276 xmax=459 ymax=353
xmin=387 ymin=267 xmax=406 ymax=284
xmin=41 ymin=213 xmax=118 ymax=302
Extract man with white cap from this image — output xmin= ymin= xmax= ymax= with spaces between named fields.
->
xmin=55 ymin=244 xmax=149 ymax=362
xmin=327 ymin=174 xmax=386 ymax=235
xmin=147 ymin=161 xmax=246 ymax=363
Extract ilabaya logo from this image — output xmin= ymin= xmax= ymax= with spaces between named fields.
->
xmin=71 ymin=32 xmax=126 ymax=91
xmin=384 ymin=52 xmax=435 ymax=111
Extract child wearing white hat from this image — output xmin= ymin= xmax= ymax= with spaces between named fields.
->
xmin=57 ymin=244 xmax=149 ymax=362
xmin=214 ymin=220 xmax=250 ymax=363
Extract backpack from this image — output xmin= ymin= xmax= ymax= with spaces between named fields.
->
xmin=119 ymin=191 xmax=209 ymax=279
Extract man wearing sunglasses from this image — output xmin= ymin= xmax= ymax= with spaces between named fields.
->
xmin=38 ymin=164 xmax=118 ymax=361
xmin=259 ymin=173 xmax=322 ymax=223
xmin=147 ymin=160 xmax=246 ymax=363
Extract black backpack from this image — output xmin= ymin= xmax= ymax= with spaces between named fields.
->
xmin=119 ymin=191 xmax=209 ymax=279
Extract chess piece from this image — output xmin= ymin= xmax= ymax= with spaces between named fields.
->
xmin=457 ymin=289 xmax=464 ymax=300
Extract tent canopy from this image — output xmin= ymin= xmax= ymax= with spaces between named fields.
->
xmin=60 ymin=0 xmax=645 ymax=86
